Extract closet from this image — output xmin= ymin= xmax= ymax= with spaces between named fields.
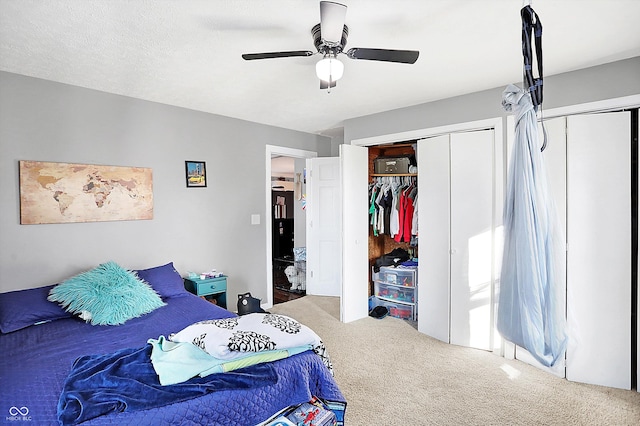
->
xmin=369 ymin=141 xmax=418 ymax=321
xmin=338 ymin=126 xmax=501 ymax=348
xmin=332 ymin=122 xmax=503 ymax=345
xmin=367 ymin=143 xmax=418 ymax=318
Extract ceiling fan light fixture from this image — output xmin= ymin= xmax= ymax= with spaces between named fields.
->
xmin=316 ymin=55 xmax=344 ymax=82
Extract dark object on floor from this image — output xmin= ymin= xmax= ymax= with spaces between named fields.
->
xmin=237 ymin=292 xmax=267 ymax=316
xmin=369 ymin=306 xmax=389 ymax=319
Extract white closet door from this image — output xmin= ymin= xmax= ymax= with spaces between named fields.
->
xmin=417 ymin=135 xmax=451 ymax=342
xmin=306 ymin=157 xmax=341 ymax=298
xmin=449 ymin=130 xmax=494 ymax=350
xmin=340 ymin=144 xmax=369 ymax=323
xmin=565 ymin=112 xmax=631 ymax=389
xmin=515 ymin=116 xmax=568 ymax=378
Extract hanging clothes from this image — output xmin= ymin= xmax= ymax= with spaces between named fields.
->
xmin=369 ymin=180 xmax=380 ymax=236
xmin=369 ymin=176 xmax=417 ymax=240
xmin=497 ymin=84 xmax=567 ymax=367
xmin=392 ymin=177 xmax=417 ymax=243
xmin=394 ymin=184 xmax=405 ymax=242
xmin=389 ymin=177 xmax=401 ymax=238
xmin=402 ymin=188 xmax=415 ymax=242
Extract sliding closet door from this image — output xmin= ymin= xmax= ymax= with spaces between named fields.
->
xmin=514 ymin=117 xmax=568 ymax=378
xmin=417 ymin=135 xmax=451 ymax=342
xmin=449 ymin=130 xmax=494 ymax=351
xmin=565 ymin=112 xmax=631 ymax=389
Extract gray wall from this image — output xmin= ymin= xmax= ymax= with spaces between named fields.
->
xmin=343 ymin=57 xmax=640 ymax=144
xmin=2 ymin=57 xmax=638 ymax=296
xmin=0 ymin=71 xmax=331 ymax=300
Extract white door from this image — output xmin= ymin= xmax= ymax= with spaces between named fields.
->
xmin=306 ymin=145 xmax=369 ymax=323
xmin=340 ymin=144 xmax=369 ymax=323
xmin=306 ymin=157 xmax=341 ymax=297
xmin=449 ymin=130 xmax=494 ymax=351
xmin=417 ymin=134 xmax=451 ymax=342
xmin=515 ymin=116 xmax=568 ymax=378
xmin=565 ymin=112 xmax=632 ymax=389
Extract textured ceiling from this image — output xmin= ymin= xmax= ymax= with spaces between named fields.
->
xmin=1 ymin=0 xmax=639 ymax=136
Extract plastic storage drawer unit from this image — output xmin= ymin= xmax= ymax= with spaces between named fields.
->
xmin=378 ymin=266 xmax=416 ymax=287
xmin=370 ymin=297 xmax=415 ymax=321
xmin=374 ymin=281 xmax=416 ymax=303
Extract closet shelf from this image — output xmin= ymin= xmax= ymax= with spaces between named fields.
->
xmin=371 ymin=173 xmax=418 ymax=177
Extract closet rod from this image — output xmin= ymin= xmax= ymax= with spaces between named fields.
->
xmin=371 ymin=173 xmax=417 ymax=177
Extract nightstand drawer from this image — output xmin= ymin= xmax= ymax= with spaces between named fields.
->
xmin=184 ymin=276 xmax=227 ymax=297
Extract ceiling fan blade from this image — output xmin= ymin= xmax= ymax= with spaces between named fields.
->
xmin=320 ymin=1 xmax=347 ymax=45
xmin=345 ymin=48 xmax=419 ymax=64
xmin=242 ymin=51 xmax=314 ymax=60
xmin=320 ymin=79 xmax=337 ymax=90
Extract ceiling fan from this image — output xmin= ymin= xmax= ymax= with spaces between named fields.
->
xmin=241 ymin=1 xmax=419 ymax=90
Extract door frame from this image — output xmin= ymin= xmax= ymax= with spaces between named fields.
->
xmin=264 ymin=145 xmax=317 ymax=309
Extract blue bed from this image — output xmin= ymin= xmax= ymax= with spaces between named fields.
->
xmin=0 ymin=263 xmax=344 ymax=425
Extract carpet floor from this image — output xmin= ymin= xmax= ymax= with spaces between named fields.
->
xmin=269 ymin=295 xmax=640 ymax=425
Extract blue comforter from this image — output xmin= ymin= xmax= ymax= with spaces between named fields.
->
xmin=0 ymin=294 xmax=344 ymax=426
xmin=58 ymin=344 xmax=277 ymax=426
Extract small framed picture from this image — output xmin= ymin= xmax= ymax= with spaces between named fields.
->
xmin=185 ymin=161 xmax=207 ymax=188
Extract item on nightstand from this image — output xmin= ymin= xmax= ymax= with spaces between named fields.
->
xmin=201 ymin=269 xmax=224 ymax=279
xmin=237 ymin=292 xmax=267 ymax=316
xmin=189 ymin=269 xmax=225 ymax=280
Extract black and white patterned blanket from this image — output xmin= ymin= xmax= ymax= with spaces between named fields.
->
xmin=169 ymin=313 xmax=333 ymax=373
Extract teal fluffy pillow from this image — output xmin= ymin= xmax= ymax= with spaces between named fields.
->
xmin=48 ymin=261 xmax=166 ymax=325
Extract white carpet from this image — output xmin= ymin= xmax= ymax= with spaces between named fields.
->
xmin=270 ymin=295 xmax=640 ymax=425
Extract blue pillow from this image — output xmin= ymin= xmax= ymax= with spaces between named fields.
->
xmin=0 ymin=285 xmax=73 ymax=333
xmin=134 ymin=262 xmax=187 ymax=299
xmin=48 ymin=261 xmax=166 ymax=326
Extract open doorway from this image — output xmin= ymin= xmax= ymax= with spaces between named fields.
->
xmin=271 ymin=155 xmax=304 ymax=304
xmin=264 ymin=145 xmax=317 ymax=308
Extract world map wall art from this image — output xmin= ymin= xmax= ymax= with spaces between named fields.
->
xmin=19 ymin=160 xmax=153 ymax=224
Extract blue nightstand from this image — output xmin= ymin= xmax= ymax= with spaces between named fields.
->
xmin=184 ymin=276 xmax=227 ymax=309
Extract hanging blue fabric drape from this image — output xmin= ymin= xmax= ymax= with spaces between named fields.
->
xmin=497 ymin=84 xmax=567 ymax=367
